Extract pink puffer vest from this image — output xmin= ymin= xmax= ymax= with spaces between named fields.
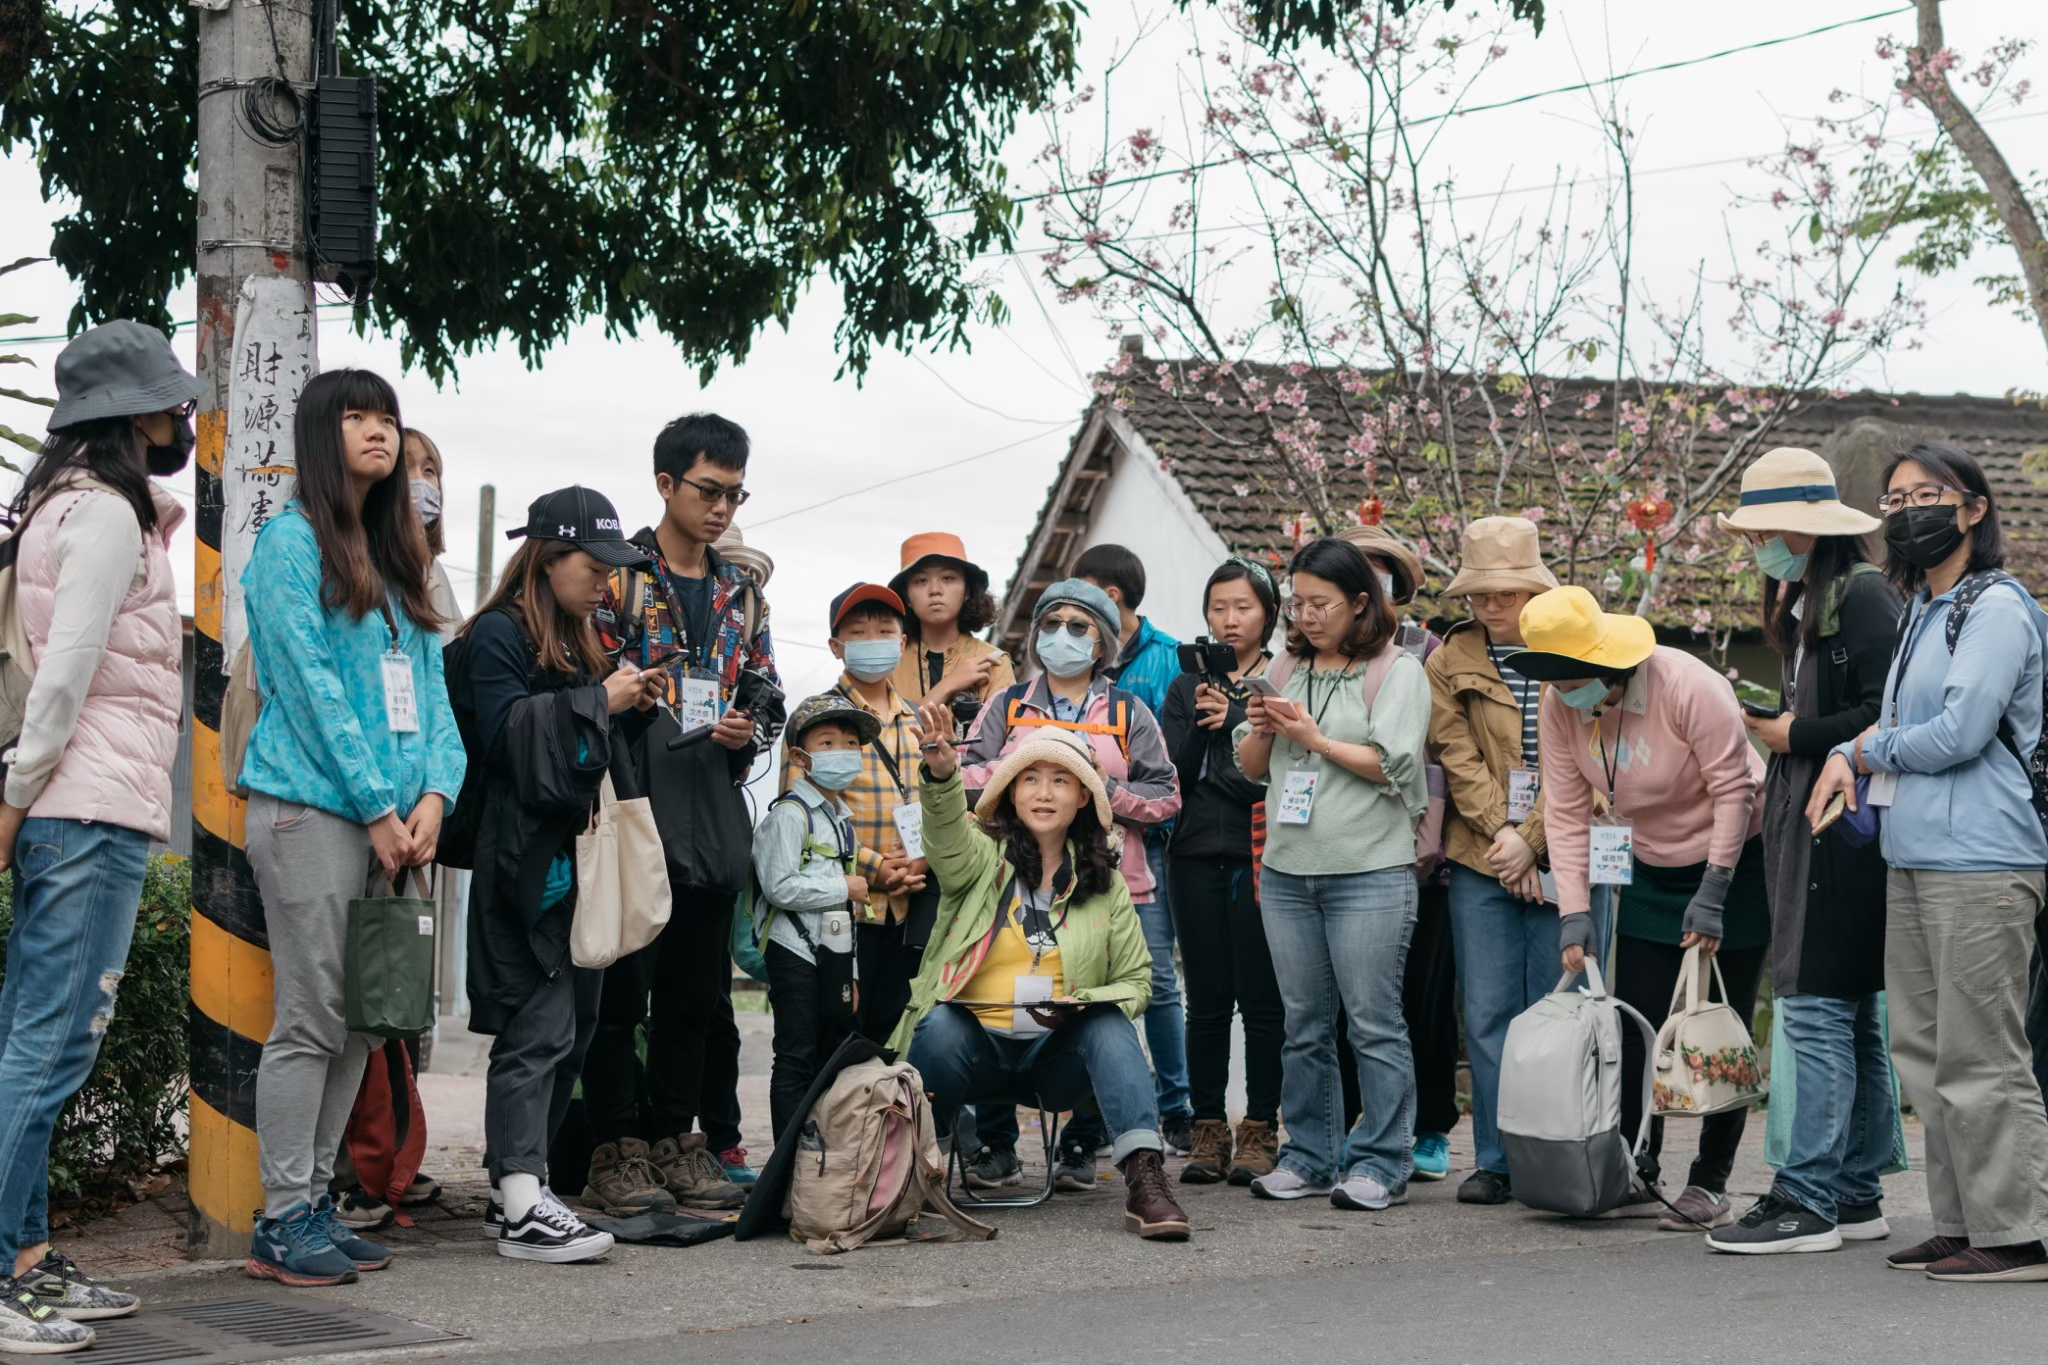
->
xmin=15 ymin=482 xmax=184 ymax=842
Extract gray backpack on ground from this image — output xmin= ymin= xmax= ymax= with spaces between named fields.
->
xmin=1497 ymin=959 xmax=1657 ymax=1218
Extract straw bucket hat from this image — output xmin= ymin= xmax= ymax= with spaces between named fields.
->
xmin=715 ymin=526 xmax=774 ymax=586
xmin=1442 ymin=516 xmax=1560 ymax=598
xmin=1500 ymin=586 xmax=1657 ymax=681
xmin=1333 ymin=525 xmax=1425 ymax=604
xmin=1715 ymin=447 xmax=1881 ymax=537
xmin=973 ymin=727 xmax=1115 ymax=832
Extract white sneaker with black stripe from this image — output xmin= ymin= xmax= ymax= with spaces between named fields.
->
xmin=497 ymin=1191 xmax=615 ymax=1263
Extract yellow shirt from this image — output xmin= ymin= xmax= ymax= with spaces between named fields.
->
xmin=966 ymin=919 xmax=1064 ymax=1036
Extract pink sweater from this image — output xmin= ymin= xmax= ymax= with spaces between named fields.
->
xmin=1539 ymin=646 xmax=1763 ymax=918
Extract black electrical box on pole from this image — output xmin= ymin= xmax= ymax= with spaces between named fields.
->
xmin=308 ymin=74 xmax=376 ymax=305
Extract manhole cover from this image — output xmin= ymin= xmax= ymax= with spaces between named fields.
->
xmin=84 ymin=1295 xmax=462 ymax=1365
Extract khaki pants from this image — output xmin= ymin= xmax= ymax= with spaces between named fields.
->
xmin=1887 ymin=867 xmax=2048 ymax=1246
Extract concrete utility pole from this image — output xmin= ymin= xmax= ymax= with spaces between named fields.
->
xmin=189 ymin=0 xmax=317 ymax=1259
xmin=475 ymin=483 xmax=496 ymax=609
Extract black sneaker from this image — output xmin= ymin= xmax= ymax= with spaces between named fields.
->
xmin=1161 ymin=1111 xmax=1196 ymax=1158
xmin=481 ymin=1195 xmax=505 ymax=1240
xmin=1053 ymin=1130 xmax=1100 ymax=1192
xmin=498 ymin=1191 xmax=616 ymax=1263
xmin=1706 ymin=1194 xmax=1843 ymax=1255
xmin=964 ymin=1145 xmax=1023 ymax=1189
xmin=1457 ymin=1168 xmax=1513 ymax=1205
xmin=1837 ymin=1200 xmax=1890 ymax=1241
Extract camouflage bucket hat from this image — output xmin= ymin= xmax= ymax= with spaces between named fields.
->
xmin=786 ymin=693 xmax=882 ymax=747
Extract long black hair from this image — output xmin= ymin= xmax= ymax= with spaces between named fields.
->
xmin=1762 ymin=534 xmax=1874 ymax=657
xmin=984 ymin=800 xmax=1120 ymax=902
xmin=1881 ymin=441 xmax=2004 ymax=597
xmin=9 ymin=416 xmax=156 ymax=532
xmin=1283 ymin=536 xmax=1396 ymax=660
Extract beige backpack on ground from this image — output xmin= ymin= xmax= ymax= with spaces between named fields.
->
xmin=784 ymin=1056 xmax=995 ymax=1255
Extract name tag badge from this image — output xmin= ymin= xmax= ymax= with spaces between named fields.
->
xmin=1013 ymin=975 xmax=1055 ymax=1037
xmin=678 ymin=676 xmax=720 ymax=731
xmin=1864 ymin=771 xmax=1897 ymax=808
xmin=1277 ymin=769 xmax=1319 ymax=825
xmin=1507 ymin=768 xmax=1540 ymax=824
xmin=380 ymin=651 xmax=419 ymax=733
xmin=891 ymin=803 xmax=925 ymax=860
xmin=1588 ymin=816 xmax=1635 ymax=887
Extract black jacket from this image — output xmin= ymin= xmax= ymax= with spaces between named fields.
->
xmin=450 ymin=609 xmax=647 ymax=1034
xmin=1159 ymin=667 xmax=1266 ymax=862
xmin=1762 ymin=565 xmax=1901 ymax=999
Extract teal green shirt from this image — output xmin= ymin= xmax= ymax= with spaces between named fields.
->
xmin=1236 ymin=652 xmax=1431 ymax=876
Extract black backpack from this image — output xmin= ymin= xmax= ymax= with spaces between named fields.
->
xmin=1939 ymin=570 xmax=2048 ymax=837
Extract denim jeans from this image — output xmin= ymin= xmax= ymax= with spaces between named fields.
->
xmin=910 ymin=1003 xmax=1163 ymax=1165
xmin=1260 ymin=866 xmax=1417 ymax=1187
xmin=1771 ymin=992 xmax=1894 ymax=1223
xmin=1447 ymin=864 xmax=1613 ymax=1174
xmin=0 ymin=817 xmax=150 ymax=1264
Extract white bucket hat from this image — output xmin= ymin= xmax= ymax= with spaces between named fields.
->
xmin=973 ymin=727 xmax=1115 ymax=832
xmin=1716 ymin=447 xmax=1881 ymax=537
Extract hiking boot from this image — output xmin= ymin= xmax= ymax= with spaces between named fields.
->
xmin=649 ymin=1134 xmax=747 ymax=1210
xmin=1706 ymin=1193 xmax=1842 ymax=1255
xmin=719 ymin=1146 xmax=759 ymax=1187
xmin=1250 ymin=1168 xmax=1332 ymax=1201
xmin=333 ymin=1186 xmax=395 ymax=1231
xmin=964 ymin=1144 xmax=1024 ymax=1190
xmin=1458 ymin=1168 xmax=1514 ymax=1205
xmin=1889 ymin=1234 xmax=1969 ymax=1271
xmin=246 ymin=1203 xmax=359 ymax=1287
xmin=1120 ymin=1149 xmax=1191 ymax=1240
xmin=588 ymin=1139 xmax=681 ymax=1215
xmin=1180 ymin=1119 xmax=1233 ymax=1185
xmin=0 ymin=1275 xmax=94 ymax=1354
xmin=1053 ymin=1129 xmax=1100 ymax=1192
xmin=499 ymin=1190 xmax=615 ymax=1264
xmin=1410 ymin=1132 xmax=1450 ymax=1182
xmin=1226 ymin=1120 xmax=1279 ymax=1186
xmin=1161 ymin=1111 xmax=1196 ymax=1158
xmin=1656 ymin=1184 xmax=1734 ymax=1231
xmin=1331 ymin=1171 xmax=1408 ymax=1212
xmin=309 ymin=1195 xmax=392 ymax=1271
xmin=1837 ymin=1200 xmax=1890 ymax=1241
xmin=1923 ymin=1242 xmax=2048 ymax=1283
xmin=15 ymin=1249 xmax=137 ymax=1321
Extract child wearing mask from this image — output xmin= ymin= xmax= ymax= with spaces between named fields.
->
xmin=756 ymin=696 xmax=876 ymax=1139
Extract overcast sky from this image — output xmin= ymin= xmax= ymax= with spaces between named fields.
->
xmin=4 ymin=0 xmax=2046 ymax=711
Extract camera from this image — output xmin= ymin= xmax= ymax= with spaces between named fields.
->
xmin=948 ymin=690 xmax=983 ymax=741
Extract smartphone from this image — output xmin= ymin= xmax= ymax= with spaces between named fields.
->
xmin=1811 ymin=791 xmax=1847 ymax=835
xmin=1238 ymin=675 xmax=1284 ymax=699
xmin=1741 ymin=701 xmax=1782 ymax=720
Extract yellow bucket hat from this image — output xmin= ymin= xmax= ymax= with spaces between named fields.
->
xmin=1500 ymin=586 xmax=1657 ymax=681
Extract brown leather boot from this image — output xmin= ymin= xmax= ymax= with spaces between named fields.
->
xmin=1227 ymin=1119 xmax=1279 ymax=1186
xmin=1179 ymin=1119 xmax=1233 ymax=1185
xmin=1120 ymin=1149 xmax=1191 ymax=1240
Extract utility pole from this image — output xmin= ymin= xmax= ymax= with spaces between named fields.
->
xmin=475 ymin=483 xmax=496 ymax=609
xmin=189 ymin=0 xmax=317 ymax=1259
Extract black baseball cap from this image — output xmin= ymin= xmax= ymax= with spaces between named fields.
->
xmin=505 ymin=486 xmax=652 ymax=568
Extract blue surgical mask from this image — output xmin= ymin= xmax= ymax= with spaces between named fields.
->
xmin=1752 ymin=536 xmax=1808 ymax=583
xmin=841 ymin=638 xmax=903 ymax=683
xmin=805 ymin=749 xmax=864 ymax=792
xmin=1557 ymin=679 xmax=1611 ymax=712
xmin=1036 ymin=626 xmax=1099 ymax=680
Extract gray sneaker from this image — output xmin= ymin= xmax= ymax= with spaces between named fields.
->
xmin=964 ymin=1145 xmax=1024 ymax=1190
xmin=1331 ymin=1172 xmax=1409 ymax=1212
xmin=1250 ymin=1168 xmax=1333 ymax=1201
xmin=1657 ymin=1184 xmax=1734 ymax=1231
xmin=1053 ymin=1131 xmax=1099 ymax=1192
xmin=17 ymin=1249 xmax=138 ymax=1321
xmin=1596 ymin=1180 xmax=1668 ymax=1219
xmin=0 ymin=1276 xmax=93 ymax=1353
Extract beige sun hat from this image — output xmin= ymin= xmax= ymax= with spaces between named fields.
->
xmin=1333 ymin=524 xmax=1426 ymax=604
xmin=972 ymin=727 xmax=1115 ymax=832
xmin=1442 ymin=516 xmax=1560 ymax=598
xmin=715 ymin=526 xmax=774 ymax=586
xmin=1716 ymin=447 xmax=1881 ymax=537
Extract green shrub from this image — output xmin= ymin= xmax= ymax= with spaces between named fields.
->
xmin=0 ymin=853 xmax=191 ymax=1200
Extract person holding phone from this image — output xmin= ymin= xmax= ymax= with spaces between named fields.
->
xmin=240 ymin=369 xmax=466 ymax=1287
xmin=894 ymin=706 xmax=1190 ymax=1241
xmin=1705 ymin=449 xmax=1901 ymax=1255
xmin=1234 ymin=537 xmax=1431 ymax=1212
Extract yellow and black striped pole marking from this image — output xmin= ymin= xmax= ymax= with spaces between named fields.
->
xmin=187 ymin=406 xmax=269 ymax=1257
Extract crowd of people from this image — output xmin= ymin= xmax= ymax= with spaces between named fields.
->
xmin=5 ymin=322 xmax=2048 ymax=1349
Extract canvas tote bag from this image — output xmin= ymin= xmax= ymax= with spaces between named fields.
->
xmin=570 ymin=771 xmax=669 ymax=968
xmin=1651 ymin=946 xmax=1767 ymax=1117
xmin=345 ymin=865 xmax=438 ymax=1038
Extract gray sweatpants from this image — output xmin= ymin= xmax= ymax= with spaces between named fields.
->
xmin=484 ymin=964 xmax=602 ymax=1184
xmin=1887 ymin=867 xmax=2048 ymax=1247
xmin=247 ymin=793 xmax=381 ymax=1220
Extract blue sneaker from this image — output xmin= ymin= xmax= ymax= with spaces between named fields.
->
xmin=310 ymin=1193 xmax=392 ymax=1271
xmin=1411 ymin=1132 xmax=1451 ymax=1182
xmin=718 ymin=1146 xmax=759 ymax=1187
xmin=247 ymin=1203 xmax=359 ymax=1287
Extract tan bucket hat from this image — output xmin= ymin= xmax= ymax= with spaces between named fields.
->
xmin=1716 ymin=447 xmax=1881 ymax=537
xmin=1442 ymin=516 xmax=1559 ymax=598
xmin=1333 ymin=525 xmax=1425 ymax=604
xmin=973 ymin=727 xmax=1115 ymax=832
xmin=715 ymin=526 xmax=774 ymax=586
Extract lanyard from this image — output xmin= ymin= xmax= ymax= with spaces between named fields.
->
xmin=1594 ymin=707 xmax=1627 ymax=808
xmin=833 ymin=685 xmax=911 ymax=800
xmin=1886 ymin=595 xmax=1940 ymax=730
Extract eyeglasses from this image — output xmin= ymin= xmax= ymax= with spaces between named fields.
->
xmin=1464 ymin=592 xmax=1526 ymax=611
xmin=1038 ymin=616 xmax=1096 ymax=638
xmin=676 ymin=473 xmax=750 ymax=507
xmin=1283 ymin=596 xmax=1355 ymax=622
xmin=1876 ymin=483 xmax=1964 ymax=515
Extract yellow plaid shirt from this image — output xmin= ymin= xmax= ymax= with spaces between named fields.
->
xmin=780 ymin=673 xmax=921 ymax=923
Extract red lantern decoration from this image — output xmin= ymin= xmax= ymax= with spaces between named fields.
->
xmin=1356 ymin=497 xmax=1383 ymax=526
xmin=1623 ymin=496 xmax=1674 ymax=572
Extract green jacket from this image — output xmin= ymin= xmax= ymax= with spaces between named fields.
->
xmin=885 ymin=769 xmax=1153 ymax=1056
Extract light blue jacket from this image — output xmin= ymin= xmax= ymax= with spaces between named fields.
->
xmin=1834 ymin=577 xmax=2048 ymax=872
xmin=241 ymin=503 xmax=466 ymax=825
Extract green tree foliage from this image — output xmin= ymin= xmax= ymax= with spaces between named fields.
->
xmin=1 ymin=254 xmax=55 ymax=465
xmin=1235 ymin=0 xmax=1541 ymax=48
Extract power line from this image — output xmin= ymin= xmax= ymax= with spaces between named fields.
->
xmin=744 ymin=429 xmax=1065 ymax=530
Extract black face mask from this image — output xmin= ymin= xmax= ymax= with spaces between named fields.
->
xmin=1883 ymin=502 xmax=1968 ymax=571
xmin=146 ymin=414 xmax=194 ymax=477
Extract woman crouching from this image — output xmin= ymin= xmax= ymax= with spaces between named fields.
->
xmin=891 ymin=700 xmax=1191 ymax=1241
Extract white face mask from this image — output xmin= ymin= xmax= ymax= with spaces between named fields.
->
xmin=411 ymin=478 xmax=443 ymax=524
xmin=1376 ymin=571 xmax=1395 ymax=600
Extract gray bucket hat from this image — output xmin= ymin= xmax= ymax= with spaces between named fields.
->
xmin=49 ymin=320 xmax=203 ymax=430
